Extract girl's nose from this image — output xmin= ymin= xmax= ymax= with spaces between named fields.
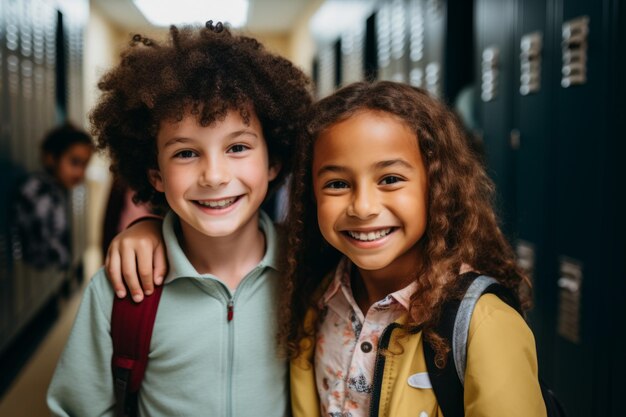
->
xmin=347 ymin=185 xmax=380 ymax=219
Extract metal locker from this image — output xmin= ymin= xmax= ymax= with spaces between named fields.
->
xmin=510 ymin=0 xmax=558 ymax=393
xmin=548 ymin=0 xmax=622 ymax=414
xmin=315 ymin=44 xmax=336 ymax=99
xmin=0 ymin=0 xmax=89 ymax=356
xmin=376 ymin=0 xmax=393 ymax=80
xmin=0 ymin=0 xmax=8 ymax=352
xmin=422 ymin=0 xmax=444 ymax=97
xmin=475 ymin=0 xmax=517 ymax=237
xmin=341 ymin=23 xmax=366 ymax=85
xmin=407 ymin=0 xmax=425 ymax=88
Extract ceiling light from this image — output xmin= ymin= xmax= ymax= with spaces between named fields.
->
xmin=310 ymin=0 xmax=376 ymax=41
xmin=133 ymin=0 xmax=249 ymax=28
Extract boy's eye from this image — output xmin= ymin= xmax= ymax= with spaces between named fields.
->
xmin=174 ymin=150 xmax=197 ymax=159
xmin=324 ymin=180 xmax=349 ymax=189
xmin=228 ymin=144 xmax=249 ymax=153
xmin=380 ymin=175 xmax=403 ymax=185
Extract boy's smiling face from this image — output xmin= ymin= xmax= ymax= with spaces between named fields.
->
xmin=150 ymin=109 xmax=278 ymax=241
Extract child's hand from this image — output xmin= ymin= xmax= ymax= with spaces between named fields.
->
xmin=105 ymin=218 xmax=167 ymax=302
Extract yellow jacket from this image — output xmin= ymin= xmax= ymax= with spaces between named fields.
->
xmin=290 ymin=294 xmax=547 ymax=417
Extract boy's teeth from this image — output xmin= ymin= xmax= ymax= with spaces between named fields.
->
xmin=197 ymin=197 xmax=236 ymax=208
xmin=348 ymin=228 xmax=392 ymax=242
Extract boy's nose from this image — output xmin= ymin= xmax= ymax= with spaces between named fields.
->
xmin=347 ymin=186 xmax=380 ymax=219
xmin=199 ymin=158 xmax=231 ymax=188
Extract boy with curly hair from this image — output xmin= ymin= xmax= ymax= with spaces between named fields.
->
xmin=47 ymin=22 xmax=311 ymax=417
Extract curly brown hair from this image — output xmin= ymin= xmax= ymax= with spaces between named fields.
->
xmin=279 ymin=81 xmax=529 ymax=364
xmin=91 ymin=23 xmax=312 ymax=210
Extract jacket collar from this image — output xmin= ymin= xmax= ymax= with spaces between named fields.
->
xmin=163 ymin=210 xmax=279 ymax=284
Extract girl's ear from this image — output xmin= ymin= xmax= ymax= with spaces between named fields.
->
xmin=148 ymin=169 xmax=165 ymax=192
xmin=268 ymin=161 xmax=281 ymax=182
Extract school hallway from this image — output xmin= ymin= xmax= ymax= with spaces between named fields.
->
xmin=1 ymin=0 xmax=624 ymax=416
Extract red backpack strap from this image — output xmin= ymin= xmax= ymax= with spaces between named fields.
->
xmin=111 ymin=285 xmax=164 ymax=417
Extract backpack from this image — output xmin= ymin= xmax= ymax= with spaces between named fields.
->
xmin=110 ymin=285 xmax=164 ymax=417
xmin=423 ymin=273 xmax=568 ymax=417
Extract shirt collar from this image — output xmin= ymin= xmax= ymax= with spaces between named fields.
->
xmin=320 ymin=257 xmax=417 ymax=312
xmin=163 ymin=210 xmax=280 ymax=284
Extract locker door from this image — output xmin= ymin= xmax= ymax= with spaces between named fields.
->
xmin=511 ymin=0 xmax=557 ymax=387
xmin=475 ymin=0 xmax=517 ymax=237
xmin=549 ymin=0 xmax=614 ymax=414
xmin=0 ymin=0 xmax=8 ymax=352
xmin=376 ymin=0 xmax=408 ymax=82
xmin=608 ymin=5 xmax=626 ymax=415
xmin=422 ymin=0 xmax=444 ymax=97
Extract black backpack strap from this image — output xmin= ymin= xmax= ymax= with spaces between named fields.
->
xmin=425 ymin=273 xmax=520 ymax=417
xmin=424 ymin=272 xmax=479 ymax=417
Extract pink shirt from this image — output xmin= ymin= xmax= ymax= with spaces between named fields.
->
xmin=315 ymin=258 xmax=416 ymax=417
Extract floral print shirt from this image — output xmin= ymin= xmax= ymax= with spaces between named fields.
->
xmin=315 ymin=258 xmax=417 ymax=417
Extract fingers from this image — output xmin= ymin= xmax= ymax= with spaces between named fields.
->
xmin=105 ymin=244 xmax=127 ymax=298
xmin=153 ymin=242 xmax=168 ymax=286
xmin=136 ymin=239 xmax=155 ymax=296
xmin=121 ymin=242 xmax=144 ymax=303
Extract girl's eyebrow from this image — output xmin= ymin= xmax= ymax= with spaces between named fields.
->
xmin=316 ymin=159 xmax=413 ymax=177
xmin=374 ymin=159 xmax=414 ymax=170
xmin=316 ymin=165 xmax=348 ymax=177
xmin=162 ymin=129 xmax=258 ymax=148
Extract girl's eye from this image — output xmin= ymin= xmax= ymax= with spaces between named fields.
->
xmin=324 ymin=180 xmax=349 ymax=189
xmin=228 ymin=144 xmax=249 ymax=153
xmin=380 ymin=176 xmax=403 ymax=185
xmin=174 ymin=150 xmax=197 ymax=159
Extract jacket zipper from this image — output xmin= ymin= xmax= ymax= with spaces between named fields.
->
xmin=224 ymin=266 xmax=262 ymax=417
xmin=227 ymin=299 xmax=234 ymax=321
xmin=227 ymin=295 xmax=235 ymax=417
xmin=368 ymin=323 xmax=400 ymax=417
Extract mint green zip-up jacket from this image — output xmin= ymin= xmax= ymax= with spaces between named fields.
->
xmin=47 ymin=211 xmax=288 ymax=417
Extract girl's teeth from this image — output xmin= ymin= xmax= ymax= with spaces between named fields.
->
xmin=197 ymin=197 xmax=236 ymax=208
xmin=348 ymin=228 xmax=392 ymax=241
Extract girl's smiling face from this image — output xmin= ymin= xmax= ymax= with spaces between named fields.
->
xmin=312 ymin=110 xmax=429 ymax=279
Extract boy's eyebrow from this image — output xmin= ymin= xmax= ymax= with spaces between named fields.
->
xmin=162 ymin=129 xmax=259 ymax=148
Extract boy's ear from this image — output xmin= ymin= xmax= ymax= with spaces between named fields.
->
xmin=148 ymin=169 xmax=165 ymax=192
xmin=268 ymin=160 xmax=281 ymax=182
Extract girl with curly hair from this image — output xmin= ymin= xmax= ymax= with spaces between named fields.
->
xmin=106 ymin=81 xmax=546 ymax=417
xmin=284 ymin=81 xmax=546 ymax=416
xmin=47 ymin=22 xmax=311 ymax=417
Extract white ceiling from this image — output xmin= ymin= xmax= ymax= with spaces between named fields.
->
xmin=92 ymin=0 xmax=315 ymax=34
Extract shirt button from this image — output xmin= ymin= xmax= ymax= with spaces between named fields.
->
xmin=360 ymin=341 xmax=373 ymax=353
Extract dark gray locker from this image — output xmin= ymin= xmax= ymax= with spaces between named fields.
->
xmin=476 ymin=0 xmax=625 ymax=414
xmin=341 ymin=23 xmax=366 ymax=85
xmin=549 ymin=1 xmax=618 ymax=414
xmin=0 ymin=0 xmax=88 ymax=356
xmin=422 ymin=0 xmax=444 ymax=97
xmin=475 ymin=0 xmax=517 ymax=237
xmin=607 ymin=4 xmax=626 ymax=413
xmin=511 ymin=0 xmax=558 ymax=389
xmin=407 ymin=0 xmax=425 ymax=88
xmin=0 ymin=0 xmax=8 ymax=350
xmin=405 ymin=0 xmax=474 ymax=101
